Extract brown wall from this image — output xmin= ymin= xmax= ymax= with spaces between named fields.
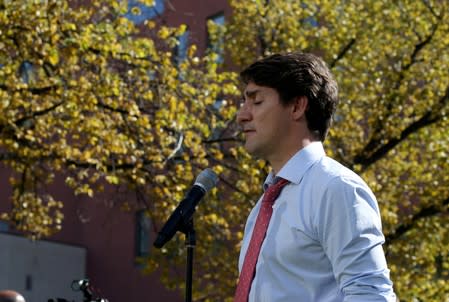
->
xmin=163 ymin=0 xmax=232 ymax=55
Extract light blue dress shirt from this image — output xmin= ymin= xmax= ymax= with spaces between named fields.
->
xmin=238 ymin=142 xmax=396 ymax=302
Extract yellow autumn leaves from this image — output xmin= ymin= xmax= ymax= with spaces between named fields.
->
xmin=1 ymin=0 xmax=448 ymax=301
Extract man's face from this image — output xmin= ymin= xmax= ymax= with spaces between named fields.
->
xmin=236 ymin=82 xmax=293 ymax=161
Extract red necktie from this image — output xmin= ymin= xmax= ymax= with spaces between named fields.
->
xmin=233 ymin=178 xmax=289 ymax=302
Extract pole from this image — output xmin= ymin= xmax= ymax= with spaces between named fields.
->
xmin=185 ymin=220 xmax=196 ymax=302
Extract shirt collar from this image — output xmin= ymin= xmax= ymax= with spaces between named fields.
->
xmin=263 ymin=142 xmax=325 ymax=191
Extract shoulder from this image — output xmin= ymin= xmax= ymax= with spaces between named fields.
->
xmin=299 ymin=158 xmax=384 ymax=246
xmin=306 ymin=156 xmax=380 ymax=222
xmin=307 ymin=156 xmax=369 ymax=191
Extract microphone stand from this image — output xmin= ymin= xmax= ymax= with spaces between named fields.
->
xmin=181 ymin=219 xmax=196 ymax=302
xmin=153 ymin=169 xmax=218 ymax=301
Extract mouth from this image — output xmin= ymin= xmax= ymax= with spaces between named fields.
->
xmin=242 ymin=129 xmax=256 ymax=136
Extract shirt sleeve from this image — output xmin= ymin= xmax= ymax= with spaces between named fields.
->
xmin=317 ymin=175 xmax=397 ymax=302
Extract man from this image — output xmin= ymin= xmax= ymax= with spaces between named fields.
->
xmin=233 ymin=52 xmax=396 ymax=302
xmin=0 ymin=290 xmax=26 ymax=302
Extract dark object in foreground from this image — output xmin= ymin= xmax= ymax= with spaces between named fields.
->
xmin=48 ymin=279 xmax=108 ymax=302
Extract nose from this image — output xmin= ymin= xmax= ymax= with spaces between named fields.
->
xmin=236 ymin=101 xmax=251 ymax=125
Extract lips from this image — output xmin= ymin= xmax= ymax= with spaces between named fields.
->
xmin=243 ymin=129 xmax=256 ymax=134
xmin=242 ymin=129 xmax=256 ymax=140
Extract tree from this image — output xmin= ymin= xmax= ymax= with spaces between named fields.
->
xmin=1 ymin=0 xmax=448 ymax=301
xmin=0 ymin=0 xmax=242 ymax=298
xmin=226 ymin=0 xmax=449 ymax=301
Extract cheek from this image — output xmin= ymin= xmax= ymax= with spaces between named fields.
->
xmin=263 ymin=113 xmax=286 ymax=133
xmin=256 ymin=108 xmax=273 ymax=124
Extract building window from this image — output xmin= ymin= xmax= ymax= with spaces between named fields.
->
xmin=19 ymin=61 xmax=35 ymax=84
xmin=175 ymin=28 xmax=190 ymax=64
xmin=124 ymin=0 xmax=165 ymax=24
xmin=300 ymin=2 xmax=319 ymax=27
xmin=135 ymin=210 xmax=151 ymax=257
xmin=207 ymin=12 xmax=225 ymax=63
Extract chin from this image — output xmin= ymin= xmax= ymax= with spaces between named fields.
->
xmin=244 ymin=146 xmax=255 ymax=155
xmin=245 ymin=145 xmax=261 ymax=157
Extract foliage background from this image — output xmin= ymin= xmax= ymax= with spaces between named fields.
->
xmin=0 ymin=0 xmax=448 ymax=301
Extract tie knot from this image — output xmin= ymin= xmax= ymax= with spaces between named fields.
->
xmin=262 ymin=178 xmax=289 ymax=204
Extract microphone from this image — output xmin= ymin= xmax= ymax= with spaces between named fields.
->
xmin=153 ymin=168 xmax=219 ymax=248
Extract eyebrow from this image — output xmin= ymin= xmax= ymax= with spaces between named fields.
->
xmin=243 ymin=89 xmax=260 ymax=99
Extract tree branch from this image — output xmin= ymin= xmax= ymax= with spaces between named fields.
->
xmin=96 ymin=100 xmax=130 ymax=115
xmin=330 ymin=38 xmax=356 ymax=68
xmin=202 ymin=136 xmax=241 ymax=144
xmin=420 ymin=0 xmax=441 ymax=19
xmin=255 ymin=0 xmax=271 ymax=56
xmin=354 ymin=85 xmax=449 ymax=170
xmin=385 ymin=195 xmax=449 ymax=244
xmin=0 ymin=83 xmax=58 ymax=95
xmin=0 ymin=153 xmax=22 ymax=162
xmin=353 ymin=19 xmax=443 ymax=171
xmin=216 ymin=175 xmax=253 ymax=199
xmin=403 ymin=21 xmax=439 ymax=72
xmin=13 ymin=100 xmax=64 ymax=127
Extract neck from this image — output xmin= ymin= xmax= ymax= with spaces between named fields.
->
xmin=270 ymin=137 xmax=316 ymax=175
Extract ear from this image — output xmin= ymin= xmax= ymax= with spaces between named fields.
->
xmin=291 ymin=96 xmax=308 ymax=121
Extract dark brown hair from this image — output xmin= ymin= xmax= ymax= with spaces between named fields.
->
xmin=240 ymin=52 xmax=338 ymax=141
